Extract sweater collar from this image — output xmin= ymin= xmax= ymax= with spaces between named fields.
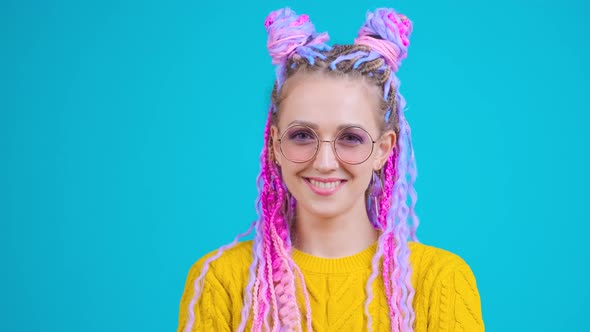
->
xmin=291 ymin=242 xmax=378 ymax=274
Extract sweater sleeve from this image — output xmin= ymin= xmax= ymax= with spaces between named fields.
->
xmin=429 ymin=255 xmax=485 ymax=332
xmin=177 ymin=255 xmax=233 ymax=332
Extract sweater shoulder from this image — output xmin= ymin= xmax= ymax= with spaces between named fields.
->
xmin=190 ymin=240 xmax=254 ymax=281
xmin=407 ymin=241 xmax=480 ymax=294
xmin=194 ymin=240 xmax=254 ymax=267
xmin=178 ymin=241 xmax=254 ymax=331
xmin=408 ymin=241 xmax=484 ymax=330
xmin=408 ymin=241 xmax=474 ymax=279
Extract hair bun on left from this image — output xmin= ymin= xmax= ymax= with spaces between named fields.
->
xmin=264 ymin=8 xmax=331 ymax=66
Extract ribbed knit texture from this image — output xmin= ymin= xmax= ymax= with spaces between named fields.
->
xmin=177 ymin=241 xmax=484 ymax=331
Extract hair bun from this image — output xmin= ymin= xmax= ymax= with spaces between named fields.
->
xmin=264 ymin=8 xmax=329 ymax=65
xmin=355 ymin=8 xmax=413 ymax=70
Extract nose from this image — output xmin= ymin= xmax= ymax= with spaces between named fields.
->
xmin=312 ymin=141 xmax=339 ymax=172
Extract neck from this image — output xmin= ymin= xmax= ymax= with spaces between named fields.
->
xmin=292 ymin=201 xmax=379 ymax=258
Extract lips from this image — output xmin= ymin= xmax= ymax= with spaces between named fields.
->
xmin=308 ymin=179 xmax=341 ymax=189
xmin=304 ymin=177 xmax=347 ymax=196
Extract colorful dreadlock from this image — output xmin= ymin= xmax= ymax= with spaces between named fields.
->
xmin=184 ymin=7 xmax=419 ymax=332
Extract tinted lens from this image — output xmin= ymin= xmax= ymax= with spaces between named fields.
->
xmin=280 ymin=125 xmax=318 ymax=162
xmin=335 ymin=127 xmax=373 ymax=164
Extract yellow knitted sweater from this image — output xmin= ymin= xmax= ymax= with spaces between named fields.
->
xmin=177 ymin=241 xmax=484 ymax=331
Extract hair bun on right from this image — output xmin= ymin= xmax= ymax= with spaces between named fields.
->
xmin=355 ymin=8 xmax=413 ymax=72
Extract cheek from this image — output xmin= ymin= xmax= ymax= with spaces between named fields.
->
xmin=278 ymin=164 xmax=309 ymax=200
xmin=354 ymin=165 xmax=375 ymax=190
xmin=279 ymin=163 xmax=306 ymax=182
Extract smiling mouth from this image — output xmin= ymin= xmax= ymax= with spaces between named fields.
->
xmin=308 ymin=179 xmax=341 ymax=189
xmin=303 ymin=177 xmax=347 ymax=195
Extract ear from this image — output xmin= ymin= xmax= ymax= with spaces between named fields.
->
xmin=270 ymin=125 xmax=282 ymax=166
xmin=373 ymin=130 xmax=396 ymax=170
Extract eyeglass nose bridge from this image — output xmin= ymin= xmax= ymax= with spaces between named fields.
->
xmin=315 ymin=139 xmax=340 ymax=160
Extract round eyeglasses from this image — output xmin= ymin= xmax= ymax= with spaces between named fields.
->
xmin=277 ymin=125 xmax=377 ymax=165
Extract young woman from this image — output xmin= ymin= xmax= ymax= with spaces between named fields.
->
xmin=178 ymin=7 xmax=484 ymax=332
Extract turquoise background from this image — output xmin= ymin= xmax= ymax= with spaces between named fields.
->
xmin=2 ymin=0 xmax=588 ymax=330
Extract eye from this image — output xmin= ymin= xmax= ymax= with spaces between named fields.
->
xmin=337 ymin=132 xmax=366 ymax=146
xmin=286 ymin=128 xmax=316 ymax=144
xmin=291 ymin=131 xmax=313 ymax=140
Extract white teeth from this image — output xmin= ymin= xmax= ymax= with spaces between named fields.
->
xmin=309 ymin=179 xmax=341 ymax=190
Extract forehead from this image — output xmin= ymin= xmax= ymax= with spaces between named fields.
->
xmin=278 ymin=74 xmax=381 ymax=133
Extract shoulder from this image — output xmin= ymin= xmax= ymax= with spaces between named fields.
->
xmin=178 ymin=242 xmax=254 ymax=331
xmin=407 ymin=241 xmax=479 ymax=294
xmin=193 ymin=240 xmax=254 ymax=271
xmin=186 ymin=240 xmax=255 ymax=288
xmin=408 ymin=241 xmax=485 ymax=330
xmin=408 ymin=241 xmax=473 ymax=278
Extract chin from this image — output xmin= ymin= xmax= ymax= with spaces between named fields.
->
xmin=297 ymin=200 xmax=350 ymax=220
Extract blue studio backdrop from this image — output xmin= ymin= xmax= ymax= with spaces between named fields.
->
xmin=2 ymin=0 xmax=589 ymax=331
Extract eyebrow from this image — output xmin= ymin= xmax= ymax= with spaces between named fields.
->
xmin=287 ymin=120 xmax=366 ymax=131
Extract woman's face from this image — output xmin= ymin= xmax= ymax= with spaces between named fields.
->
xmin=271 ymin=74 xmax=396 ymax=221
